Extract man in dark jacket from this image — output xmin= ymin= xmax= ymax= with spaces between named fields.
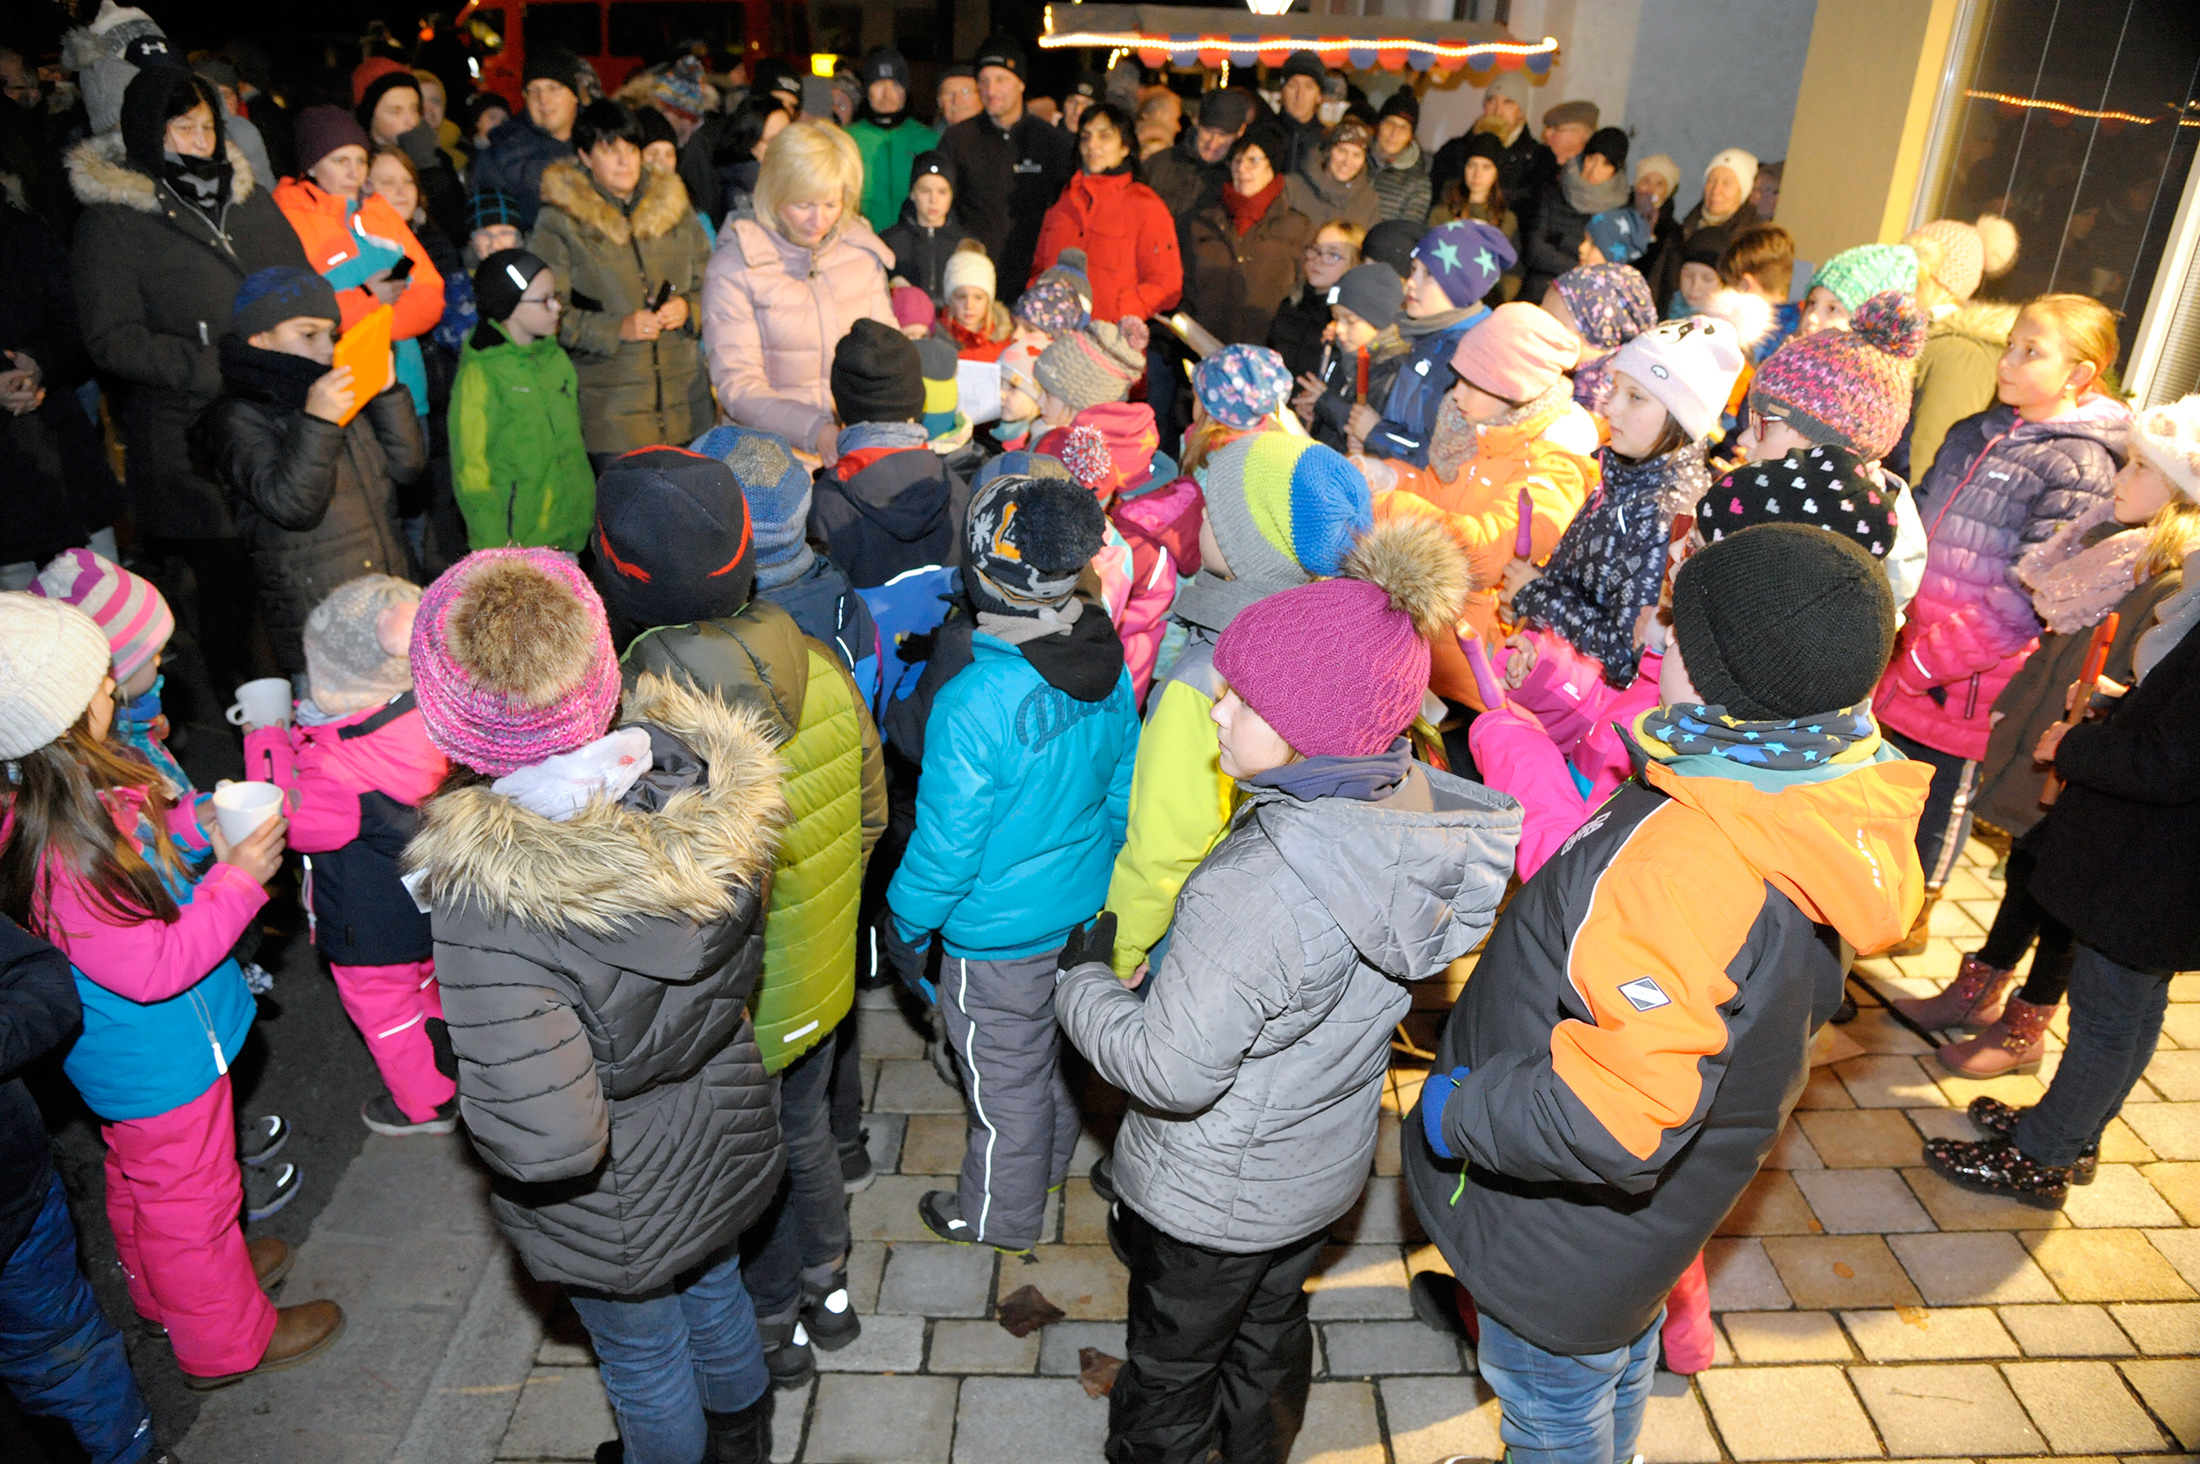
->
xmin=1519 ymin=125 xmax=1631 ymax=303
xmin=1429 ymin=73 xmax=1547 ymax=230
xmin=936 ymin=36 xmax=1075 ymax=301
xmin=67 ymin=65 xmax=308 ymax=695
xmin=1271 ymin=52 xmax=1329 ymax=178
xmin=468 ymin=47 xmax=583 ymax=226
xmin=1144 ymin=87 xmax=1249 ymax=224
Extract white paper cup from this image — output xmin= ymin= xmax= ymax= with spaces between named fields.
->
xmin=212 ymin=781 xmax=283 ymax=846
xmin=225 ymin=677 xmax=293 ymax=728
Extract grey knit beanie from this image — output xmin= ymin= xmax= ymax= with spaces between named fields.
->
xmin=1034 ymin=322 xmax=1144 ymax=414
xmin=303 ymin=576 xmax=420 ymax=717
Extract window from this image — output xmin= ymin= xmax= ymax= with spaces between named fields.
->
xmin=607 ymin=3 xmax=747 ymax=64
xmin=523 ymin=2 xmax=603 ymax=61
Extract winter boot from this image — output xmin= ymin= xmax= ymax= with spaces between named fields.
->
xmin=1935 ymin=995 xmax=2055 ymax=1076
xmin=1894 ymin=954 xmax=2015 ymax=1030
xmin=1923 ymin=1135 xmax=2069 ymax=1209
xmin=705 ymin=1390 xmax=774 ymax=1464
xmin=1966 ymin=1097 xmax=2097 ymax=1183
xmin=1886 ymin=888 xmax=1940 ymax=958
xmin=755 ymin=1309 xmax=816 ymax=1390
xmin=799 ymin=1263 xmax=862 ymax=1351
xmin=182 ymin=1300 xmax=346 ymax=1390
xmin=1659 ymin=1254 xmax=1715 ymax=1374
xmin=839 ymin=1131 xmax=875 ymax=1194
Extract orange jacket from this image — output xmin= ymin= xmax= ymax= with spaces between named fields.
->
xmin=1374 ymin=395 xmax=1600 ymax=705
xmin=271 ymin=179 xmax=444 ymax=342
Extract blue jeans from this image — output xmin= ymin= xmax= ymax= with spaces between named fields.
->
xmin=0 ymin=1173 xmax=156 ymax=1464
xmin=1473 ymin=1306 xmax=1661 ymax=1464
xmin=2014 ymin=943 xmax=2172 ymax=1167
xmin=568 ymin=1244 xmax=772 ymax=1464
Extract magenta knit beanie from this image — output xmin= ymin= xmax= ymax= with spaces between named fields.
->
xmin=1212 ymin=519 xmax=1469 ymax=758
xmin=410 ymin=549 xmax=622 ymax=778
xmin=1748 ymin=291 xmax=1928 ymax=462
xmin=1450 ymin=303 xmax=1579 ymax=405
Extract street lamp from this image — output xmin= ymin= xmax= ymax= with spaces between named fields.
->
xmin=1245 ymin=0 xmax=1294 ymax=14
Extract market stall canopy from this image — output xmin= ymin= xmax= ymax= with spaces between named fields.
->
xmin=1038 ymin=3 xmax=1558 ymax=76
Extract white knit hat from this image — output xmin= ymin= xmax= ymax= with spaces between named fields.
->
xmin=1703 ymin=147 xmax=1759 ymax=202
xmin=2132 ymin=395 xmax=2200 ymax=504
xmin=941 ymin=244 xmax=996 ymax=307
xmin=1609 ymin=316 xmax=1748 ymax=443
xmin=0 ymin=594 xmax=113 ymax=760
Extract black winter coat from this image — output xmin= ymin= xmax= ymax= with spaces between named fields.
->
xmin=1266 ymin=284 xmax=1331 ymax=383
xmin=467 ymin=114 xmax=576 ymax=228
xmin=881 ymin=201 xmax=976 ymax=302
xmin=191 ymin=340 xmax=426 ymax=672
xmin=2031 ymin=618 xmax=2200 ymax=973
xmin=1431 ymin=128 xmax=1548 ymax=235
xmin=65 ymin=131 xmax=309 ymax=538
xmin=936 ymin=111 xmax=1076 ymax=300
xmin=0 ymin=917 xmax=81 ymax=1263
xmin=1184 ymin=192 xmax=1314 ymax=347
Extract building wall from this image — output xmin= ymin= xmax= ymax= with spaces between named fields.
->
xmin=1616 ymin=0 xmax=1816 ymax=211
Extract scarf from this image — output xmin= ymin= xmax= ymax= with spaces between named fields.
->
xmin=2136 ymin=573 xmax=2200 ymax=684
xmin=113 ymin=676 xmax=193 ymax=797
xmin=2016 ymin=501 xmax=2148 ymax=637
xmin=977 ymin=595 xmax=1083 ymax=645
xmin=1397 ymin=303 xmax=1480 ymax=341
xmin=1172 ymin=569 xmax=1295 ymax=636
xmin=1560 ymin=158 xmax=1632 ymax=217
xmin=218 ymin=335 xmax=329 ymax=412
xmin=162 ymin=150 xmax=226 ymax=216
xmin=1222 ymin=176 xmax=1284 ymax=238
xmin=1247 ymin=741 xmax=1414 ymax=802
xmin=1635 ymin=699 xmax=1879 ymax=772
xmin=834 ymin=419 xmax=930 ymax=477
xmin=943 ymin=313 xmax=1007 ymax=352
xmin=1427 ymin=377 xmax=1572 ymax=483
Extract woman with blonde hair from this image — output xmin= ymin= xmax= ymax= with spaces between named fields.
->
xmin=702 ymin=119 xmax=896 ymax=464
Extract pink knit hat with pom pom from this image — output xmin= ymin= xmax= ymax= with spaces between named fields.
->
xmin=1748 ymin=290 xmax=1928 ymax=461
xmin=1906 ymin=215 xmax=2018 ymax=303
xmin=2132 ymin=396 xmax=2200 ymax=504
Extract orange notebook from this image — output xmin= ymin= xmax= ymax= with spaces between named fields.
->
xmin=329 ymin=305 xmax=393 ymax=426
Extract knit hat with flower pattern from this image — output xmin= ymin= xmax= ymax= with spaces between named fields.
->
xmin=1192 ymin=344 xmax=1293 ymax=429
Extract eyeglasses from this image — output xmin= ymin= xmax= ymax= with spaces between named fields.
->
xmin=1305 ymin=245 xmax=1354 ymax=265
xmin=515 ymin=291 xmax=559 ymax=310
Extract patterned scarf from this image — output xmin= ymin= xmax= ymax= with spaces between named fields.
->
xmin=1635 ymin=699 xmax=1880 ymax=772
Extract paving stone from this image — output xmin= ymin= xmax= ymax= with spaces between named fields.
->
xmin=2021 ymin=1229 xmax=2197 ymax=1302
xmin=1378 ymin=1375 xmax=1502 ymax=1462
xmin=1996 ymin=1304 xmax=2137 ymax=1357
xmin=952 ymin=1377 xmax=1107 ymax=1464
xmin=873 ymin=1059 xmax=966 ymax=1114
xmin=2164 ymin=1006 xmax=2200 ymax=1052
xmin=1841 ymin=1306 xmax=2017 ymax=1360
xmin=1318 ymin=1321 xmax=1463 ymax=1375
xmin=1887 ymin=1231 xmax=2061 ymax=1305
xmin=1374 ymin=1111 xmax=1401 ymax=1177
xmin=848 ymin=1240 xmax=888 ymax=1312
xmin=1016 ymin=1244 xmax=1130 ymax=1319
xmin=864 ymin=1112 xmax=908 ymax=1174
xmin=2123 ymin=1104 xmax=2200 ymax=1161
xmin=1698 ymin=1365 xmax=1879 ymax=1459
xmin=927 ymin=1318 xmax=1040 ymax=1374
xmin=1717 ymin=1170 xmax=1824 ymax=1236
xmin=1765 ymin=1120 xmax=1827 ymax=1169
xmin=495 ymin=1368 xmax=613 ymax=1461
xmin=895 ymin=1112 xmax=969 ymax=1176
xmin=2108 ymin=1301 xmax=2200 ymax=1355
xmin=816 ymin=1313 xmax=928 ymax=1372
xmin=2062 ymin=1165 xmax=2185 ymax=1229
xmin=2145 ymin=1053 xmax=2200 ymax=1102
xmin=1842 ymin=1008 xmax=1936 ymax=1056
xmin=770 ymin=1378 xmax=811 ymax=1463
xmin=849 ymin=1175 xmax=959 ymax=1242
xmin=1704 ymin=1237 xmax=1795 ymax=1311
xmin=1798 ymin=1109 xmax=1934 ymax=1168
xmin=2174 ymin=973 xmax=2200 ymax=1002
xmin=2099 ymin=1117 xmax=2156 ymax=1163
xmin=1794 ymin=1167 xmax=1937 ymax=1233
xmin=2145 ymin=1163 xmax=2200 ymax=1225
xmin=1721 ymin=1310 xmax=1853 ymax=1362
xmin=1799 ymin=1066 xmax=1861 ymax=1109
xmin=878 ymin=1243 xmax=996 ymax=1317
xmin=1036 ymin=1320 xmax=1127 ymax=1376
xmin=1905 ymin=1165 xmax=2073 ymax=1232
xmin=1303 ymin=1244 xmax=1413 ymax=1320
xmin=1060 ymin=1176 xmax=1109 ymax=1245
xmin=1329 ymin=1174 xmax=1421 ymax=1245
xmin=806 ymin=1374 xmax=959 ymax=1463
xmin=2151 ymin=1228 xmax=2200 ymax=1290
xmin=2004 ymin=1360 xmax=2171 ymax=1454
xmin=2118 ymin=1359 xmax=2200 ymax=1449
xmin=1762 ymin=1235 xmax=1924 ymax=1310
xmin=1836 ymin=1055 xmax=1952 ymax=1108
xmin=1849 ymin=1362 xmax=2044 ymax=1456
xmin=859 ymin=1001 xmax=930 ymax=1059
xmin=1637 ymin=1380 xmax=1725 ymax=1462
xmin=1934 ymin=1071 xmax=2051 ymax=1113
xmin=1285 ymin=1381 xmax=1383 ymax=1464
xmin=1907 ymin=1106 xmax=1984 ymax=1144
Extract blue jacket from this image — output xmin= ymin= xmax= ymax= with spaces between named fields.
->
xmin=889 ymin=633 xmax=1140 ymax=958
xmin=1364 ymin=307 xmax=1488 ymax=467
xmin=468 ymin=116 xmax=576 ymax=228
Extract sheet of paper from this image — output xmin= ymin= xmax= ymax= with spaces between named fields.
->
xmin=958 ymin=358 xmax=1002 ymax=425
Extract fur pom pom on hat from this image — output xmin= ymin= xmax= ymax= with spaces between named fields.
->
xmin=1906 ymin=215 xmax=2018 ymax=304
xmin=411 ymin=549 xmax=622 ymax=777
xmin=1749 ymin=290 xmax=1927 ymax=461
xmin=1213 ymin=517 xmax=1471 ymax=757
xmin=2131 ymin=394 xmax=2200 ymax=504
xmin=0 ymin=595 xmax=112 ymax=760
xmin=304 ymin=575 xmax=420 ymax=717
xmin=963 ymin=473 xmax=1108 ymax=613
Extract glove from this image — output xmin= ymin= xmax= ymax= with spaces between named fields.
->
xmin=1420 ymin=1066 xmax=1470 ymax=1160
xmin=1058 ymin=912 xmax=1118 ymax=976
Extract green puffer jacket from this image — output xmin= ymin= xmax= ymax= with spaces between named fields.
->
xmin=530 ymin=159 xmax=716 ymax=455
xmin=450 ymin=322 xmax=596 ymax=552
xmin=624 ymin=599 xmax=888 ymax=1070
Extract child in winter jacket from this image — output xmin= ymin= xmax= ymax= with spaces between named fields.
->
xmin=810 ymin=320 xmax=972 ymax=589
xmin=28 ymin=549 xmax=187 ymax=796
xmin=886 ymin=475 xmax=1140 ymax=1251
xmin=1056 ymin=517 xmax=1515 ymax=1464
xmin=1541 ymin=262 xmax=1658 ymax=414
xmin=1031 ymin=319 xmax=1148 ymax=432
xmin=403 ymin=549 xmax=785 ymax=1464
xmin=1410 ymin=525 xmax=1929 ymax=1464
xmin=936 ymin=241 xmax=1014 ymax=359
xmin=882 ymin=152 xmax=967 ymax=304
xmin=193 ymin=267 xmax=426 ymax=673
xmin=1361 ymin=220 xmax=1513 ymax=467
xmin=242 ymin=576 xmax=455 ymax=1135
xmin=450 ymin=250 xmax=595 ymax=552
xmin=0 ymin=595 xmax=346 ymax=1390
xmin=1299 ymin=263 xmax=1410 ymax=455
xmin=1873 ymin=293 xmax=2127 ymax=950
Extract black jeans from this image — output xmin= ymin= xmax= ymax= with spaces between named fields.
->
xmin=1976 ymin=848 xmax=2076 ymax=1005
xmin=145 ymin=535 xmax=262 ymax=697
xmin=1886 ymin=728 xmax=1978 ymax=887
xmin=1108 ymin=1202 xmax=1326 ymax=1464
xmin=2012 ymin=943 xmax=2171 ymax=1167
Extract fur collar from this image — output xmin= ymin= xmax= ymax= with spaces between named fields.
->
xmin=404 ymin=674 xmax=788 ymax=934
xmin=538 ymin=158 xmax=692 ymax=244
xmin=66 ymin=132 xmax=257 ymax=214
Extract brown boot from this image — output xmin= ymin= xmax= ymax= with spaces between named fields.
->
xmin=182 ymin=1300 xmax=346 ymax=1391
xmin=1894 ymin=954 xmax=2014 ymax=1030
xmin=248 ymin=1236 xmax=292 ymax=1290
xmin=1886 ymin=889 xmax=1940 ymax=958
xmin=1936 ymin=996 xmax=2055 ymax=1076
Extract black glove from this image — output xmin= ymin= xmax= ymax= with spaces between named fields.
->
xmin=1057 ymin=912 xmax=1117 ymax=974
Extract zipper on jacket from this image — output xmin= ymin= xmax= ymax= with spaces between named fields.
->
xmin=188 ymin=987 xmax=227 ymax=1077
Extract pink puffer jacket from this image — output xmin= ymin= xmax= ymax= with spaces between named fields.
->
xmin=702 ymin=217 xmax=896 ymax=451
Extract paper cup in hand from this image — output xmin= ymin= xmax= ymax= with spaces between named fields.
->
xmin=226 ymin=677 xmax=292 ymax=727
xmin=212 ymin=781 xmax=283 ymax=846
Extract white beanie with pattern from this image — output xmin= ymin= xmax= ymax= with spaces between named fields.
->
xmin=0 ymin=594 xmax=112 ymax=760
xmin=2133 ymin=395 xmax=2200 ymax=504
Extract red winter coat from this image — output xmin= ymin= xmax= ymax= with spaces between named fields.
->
xmin=1033 ymin=170 xmax=1183 ymax=323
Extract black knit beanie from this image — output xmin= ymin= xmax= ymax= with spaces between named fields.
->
xmin=588 ymin=447 xmax=756 ymax=629
xmin=522 ymin=47 xmax=586 ymax=99
xmin=1670 ymin=523 xmax=1896 ymax=720
xmin=831 ymin=318 xmax=925 ymax=425
xmin=473 ymin=249 xmax=549 ymax=324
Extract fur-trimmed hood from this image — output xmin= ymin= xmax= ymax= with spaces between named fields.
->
xmin=538 ymin=157 xmax=693 ymax=244
xmin=405 ymin=673 xmax=789 ymax=935
xmin=66 ymin=131 xmax=258 ymax=214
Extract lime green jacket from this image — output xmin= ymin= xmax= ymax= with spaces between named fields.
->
xmin=450 ymin=323 xmax=596 ymax=553
xmin=624 ymin=602 xmax=888 ymax=1070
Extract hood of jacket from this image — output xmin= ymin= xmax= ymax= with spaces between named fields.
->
xmin=626 ymin=599 xmax=813 ymax=742
xmin=1932 ymin=299 xmax=2021 ymax=349
xmin=1638 ymin=752 xmax=1931 ymax=957
xmin=404 ymin=673 xmax=787 ymax=936
xmin=66 ymin=130 xmax=259 ymax=214
xmin=1294 ymin=160 xmax=1376 ymax=212
xmin=2003 ymin=390 xmax=2132 ymax=454
xmin=1247 ymin=764 xmax=1519 ymax=982
xmin=834 ymin=442 xmax=956 ymax=541
xmin=538 ymin=157 xmax=694 ymax=244
xmin=1560 ymin=157 xmax=1633 ymax=216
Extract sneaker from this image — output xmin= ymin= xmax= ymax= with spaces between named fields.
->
xmin=840 ymin=1132 xmax=876 ymax=1194
xmin=244 ymin=1161 xmax=300 ymax=1222
xmin=182 ymin=1299 xmax=345 ymax=1390
xmin=1088 ymin=1152 xmax=1117 ymax=1204
xmin=919 ymin=1189 xmax=973 ymax=1244
xmin=1923 ymin=1135 xmax=2069 ymax=1209
xmin=361 ymin=1093 xmax=459 ymax=1136
xmin=238 ymin=1113 xmax=289 ymax=1167
xmin=1965 ymin=1097 xmax=2098 ymax=1183
xmin=800 ymin=1271 xmax=862 ymax=1351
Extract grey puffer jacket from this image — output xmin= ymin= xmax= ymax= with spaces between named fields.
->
xmin=405 ymin=675 xmax=790 ymax=1295
xmin=1056 ymin=763 xmax=1518 ymax=1252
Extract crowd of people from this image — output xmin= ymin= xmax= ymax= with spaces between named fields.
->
xmin=1 ymin=8 xmax=2197 ymax=1464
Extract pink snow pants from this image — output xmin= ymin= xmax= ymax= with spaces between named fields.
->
xmin=329 ymin=959 xmax=456 ymax=1122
